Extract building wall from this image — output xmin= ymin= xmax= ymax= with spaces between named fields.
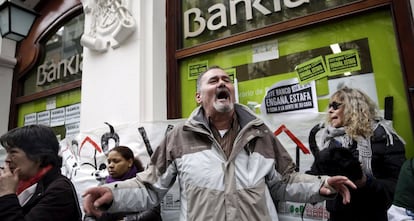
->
xmin=0 ymin=38 xmax=16 ymax=163
xmin=0 ymin=39 xmax=16 ymax=136
xmin=0 ymin=1 xmax=167 ymax=134
xmin=80 ymin=0 xmax=167 ymax=131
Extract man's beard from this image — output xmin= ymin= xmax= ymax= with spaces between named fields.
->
xmin=214 ymin=102 xmax=234 ymax=113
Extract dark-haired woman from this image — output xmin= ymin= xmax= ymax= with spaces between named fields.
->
xmin=92 ymin=146 xmax=162 ymax=221
xmin=0 ymin=125 xmax=82 ymax=221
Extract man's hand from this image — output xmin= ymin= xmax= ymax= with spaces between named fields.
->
xmin=320 ymin=175 xmax=356 ymax=204
xmin=82 ymin=187 xmax=114 ymax=217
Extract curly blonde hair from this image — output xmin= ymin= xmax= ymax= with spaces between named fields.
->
xmin=328 ymin=87 xmax=379 ymax=139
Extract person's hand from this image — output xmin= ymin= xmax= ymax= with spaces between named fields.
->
xmin=82 ymin=187 xmax=113 ymax=217
xmin=320 ymin=175 xmax=356 ymax=204
xmin=0 ymin=163 xmax=20 ymax=197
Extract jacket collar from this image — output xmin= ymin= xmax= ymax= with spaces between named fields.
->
xmin=188 ymin=104 xmax=261 ymax=130
xmin=22 ymin=167 xmax=61 ymax=208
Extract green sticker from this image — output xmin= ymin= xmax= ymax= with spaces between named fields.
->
xmin=224 ymin=68 xmax=237 ymax=83
xmin=295 ymin=56 xmax=328 ymax=84
xmin=326 ymin=49 xmax=361 ymax=76
xmin=188 ymin=61 xmax=208 ymax=80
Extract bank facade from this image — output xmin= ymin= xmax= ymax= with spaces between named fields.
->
xmin=0 ymin=0 xmax=413 ymax=220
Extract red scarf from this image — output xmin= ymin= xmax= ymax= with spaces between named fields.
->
xmin=17 ymin=165 xmax=53 ymax=195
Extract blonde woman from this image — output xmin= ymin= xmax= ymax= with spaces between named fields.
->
xmin=319 ymin=87 xmax=406 ymax=221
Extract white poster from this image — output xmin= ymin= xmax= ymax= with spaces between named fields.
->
xmin=252 ymin=39 xmax=279 ymax=63
xmin=261 ymin=78 xmax=318 ymax=114
xmin=65 ymin=103 xmax=81 ymax=124
xmin=50 ymin=107 xmax=66 ymax=127
xmin=37 ymin=110 xmax=50 ymax=126
xmin=327 ymin=73 xmax=378 ymax=105
xmin=59 ymin=120 xmax=184 ymax=220
xmin=65 ymin=122 xmax=80 ymax=138
xmin=57 ymin=115 xmax=332 ymax=221
xmin=24 ymin=113 xmax=37 ymax=126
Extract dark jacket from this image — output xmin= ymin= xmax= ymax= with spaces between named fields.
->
xmin=392 ymin=158 xmax=414 ymax=212
xmin=94 ymin=205 xmax=162 ymax=221
xmin=322 ymin=125 xmax=406 ymax=221
xmin=0 ymin=167 xmax=82 ymax=221
xmin=92 ymin=167 xmax=163 ymax=221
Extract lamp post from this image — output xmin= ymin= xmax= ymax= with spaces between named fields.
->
xmin=0 ymin=0 xmax=37 ymax=41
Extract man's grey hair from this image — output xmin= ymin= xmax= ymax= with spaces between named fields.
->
xmin=196 ymin=65 xmax=223 ymax=92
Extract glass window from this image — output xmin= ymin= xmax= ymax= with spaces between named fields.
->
xmin=179 ymin=9 xmax=414 ymax=154
xmin=181 ymin=0 xmax=359 ymax=48
xmin=22 ymin=14 xmax=84 ymax=96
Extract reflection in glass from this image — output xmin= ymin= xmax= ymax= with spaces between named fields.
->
xmin=181 ymin=0 xmax=359 ymax=48
xmin=23 ymin=14 xmax=84 ymax=96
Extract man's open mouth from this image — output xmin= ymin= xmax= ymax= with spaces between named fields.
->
xmin=216 ymin=89 xmax=230 ymax=100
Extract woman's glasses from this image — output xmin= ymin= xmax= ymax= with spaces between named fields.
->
xmin=328 ymin=101 xmax=342 ymax=110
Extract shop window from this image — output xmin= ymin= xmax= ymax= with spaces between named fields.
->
xmin=182 ymin=0 xmax=359 ymax=48
xmin=16 ymin=13 xmax=84 ymax=139
xmin=178 ymin=9 xmax=414 ymax=159
xmin=22 ymin=14 xmax=84 ymax=96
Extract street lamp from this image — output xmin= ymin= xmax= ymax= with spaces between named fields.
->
xmin=0 ymin=0 xmax=37 ymax=41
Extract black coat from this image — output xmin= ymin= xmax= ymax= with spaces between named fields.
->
xmin=92 ymin=205 xmax=163 ymax=221
xmin=0 ymin=167 xmax=82 ymax=221
xmin=308 ymin=124 xmax=406 ymax=221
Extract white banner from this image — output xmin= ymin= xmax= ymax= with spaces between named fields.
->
xmin=56 ymin=111 xmax=331 ymax=221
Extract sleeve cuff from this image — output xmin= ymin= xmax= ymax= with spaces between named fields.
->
xmin=322 ymin=178 xmax=337 ymax=195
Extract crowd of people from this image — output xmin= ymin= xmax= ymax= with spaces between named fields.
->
xmin=0 ymin=66 xmax=411 ymax=221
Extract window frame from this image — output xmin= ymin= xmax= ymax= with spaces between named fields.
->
xmin=9 ymin=0 xmax=83 ymax=129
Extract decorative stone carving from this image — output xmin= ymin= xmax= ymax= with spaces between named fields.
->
xmin=80 ymin=0 xmax=136 ymax=52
